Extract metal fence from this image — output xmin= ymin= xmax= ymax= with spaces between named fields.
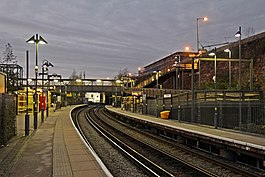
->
xmin=0 ymin=93 xmax=16 ymax=145
xmin=124 ymin=90 xmax=265 ymax=134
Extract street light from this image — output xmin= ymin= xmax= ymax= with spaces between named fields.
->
xmin=235 ymin=26 xmax=242 ymax=90
xmin=26 ymin=34 xmax=47 ymax=129
xmin=209 ymin=52 xmax=218 ymax=128
xmin=153 ymin=71 xmax=161 ymax=89
xmin=196 ymin=16 xmax=208 ymax=51
xmin=174 ymin=55 xmax=180 ymax=90
xmin=48 ymin=73 xmax=61 ymax=111
xmin=41 ymin=60 xmax=53 ymax=119
xmin=25 ymin=50 xmax=30 ymax=136
xmin=224 ymin=49 xmax=232 ymax=87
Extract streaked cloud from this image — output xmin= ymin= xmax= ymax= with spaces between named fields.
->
xmin=0 ymin=0 xmax=264 ymax=78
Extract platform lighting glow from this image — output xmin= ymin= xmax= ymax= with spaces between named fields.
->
xmin=224 ymin=49 xmax=230 ymax=53
xmin=209 ymin=52 xmax=216 ymax=56
xmin=76 ymin=79 xmax=82 ymax=82
xmin=26 ymin=35 xmax=48 ymax=45
xmin=235 ymin=31 xmax=241 ymax=37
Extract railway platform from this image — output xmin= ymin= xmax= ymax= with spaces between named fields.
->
xmin=106 ymin=106 xmax=265 ymax=169
xmin=0 ymin=106 xmax=108 ymax=177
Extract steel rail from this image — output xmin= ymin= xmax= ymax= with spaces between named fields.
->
xmin=85 ymin=108 xmax=174 ymax=177
xmin=100 ymin=107 xmax=262 ymax=177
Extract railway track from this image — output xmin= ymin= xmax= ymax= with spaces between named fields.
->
xmin=72 ymin=106 xmax=151 ymax=177
xmin=73 ymin=105 xmax=264 ymax=177
xmin=85 ymin=106 xmax=174 ymax=176
xmin=95 ymin=106 xmax=264 ymax=176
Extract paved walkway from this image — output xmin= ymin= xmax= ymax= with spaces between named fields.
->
xmin=0 ymin=106 xmax=107 ymax=177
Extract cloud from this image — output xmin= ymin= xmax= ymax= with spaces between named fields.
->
xmin=0 ymin=0 xmax=264 ymax=78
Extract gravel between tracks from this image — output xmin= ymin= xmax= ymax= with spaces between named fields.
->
xmin=78 ymin=110 xmax=148 ymax=177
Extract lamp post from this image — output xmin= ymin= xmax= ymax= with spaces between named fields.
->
xmin=196 ymin=17 xmax=208 ymax=51
xmin=174 ymin=55 xmax=180 ymax=90
xmin=153 ymin=71 xmax=161 ymax=89
xmin=235 ymin=26 xmax=242 ymax=90
xmin=209 ymin=52 xmax=218 ymax=128
xmin=26 ymin=34 xmax=47 ymax=129
xmin=25 ymin=50 xmax=30 ymax=136
xmin=49 ymin=73 xmax=61 ymax=111
xmin=224 ymin=49 xmax=232 ymax=87
xmin=40 ymin=60 xmax=53 ymax=120
xmin=235 ymin=27 xmax=242 ymax=128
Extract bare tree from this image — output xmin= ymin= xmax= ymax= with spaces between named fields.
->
xmin=69 ymin=69 xmax=82 ymax=85
xmin=114 ymin=68 xmax=129 ymax=80
xmin=2 ymin=43 xmax=17 ymax=64
xmin=245 ymin=26 xmax=255 ymax=37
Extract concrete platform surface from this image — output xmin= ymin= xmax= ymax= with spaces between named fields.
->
xmin=0 ymin=106 xmax=107 ymax=177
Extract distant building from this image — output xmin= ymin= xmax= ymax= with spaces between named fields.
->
xmin=136 ymin=52 xmax=195 ymax=89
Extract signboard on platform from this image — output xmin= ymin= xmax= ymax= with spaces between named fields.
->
xmin=142 ymin=94 xmax=146 ymax=101
xmin=0 ymin=72 xmax=6 ymax=93
xmin=164 ymin=94 xmax=171 ymax=98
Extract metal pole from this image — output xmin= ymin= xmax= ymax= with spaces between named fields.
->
xmin=41 ymin=65 xmax=44 ymax=123
xmin=59 ymin=76 xmax=62 ymax=109
xmin=239 ymin=26 xmax=242 ymax=90
xmin=229 ymin=61 xmax=231 ymax=87
xmin=238 ymin=26 xmax=242 ymax=129
xmin=214 ymin=55 xmax=218 ymax=128
xmin=182 ymin=70 xmax=184 ymax=90
xmin=191 ymin=57 xmax=195 ymax=122
xmin=25 ymin=50 xmax=30 ymax=136
xmin=156 ymin=72 xmax=158 ymax=89
xmin=228 ymin=51 xmax=232 ymax=87
xmin=198 ymin=59 xmax=201 ymax=89
xmin=47 ymin=75 xmax=49 ymax=117
xmin=34 ymin=35 xmax=38 ymax=129
xmin=175 ymin=55 xmax=180 ymax=90
xmin=176 ymin=67 xmax=178 ymax=90
xmin=250 ymin=59 xmax=253 ymax=90
xmin=196 ymin=18 xmax=199 ymax=51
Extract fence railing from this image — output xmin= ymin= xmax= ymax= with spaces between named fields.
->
xmin=123 ymin=90 xmax=265 ymax=134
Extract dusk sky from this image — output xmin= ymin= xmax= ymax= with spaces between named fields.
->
xmin=0 ymin=0 xmax=264 ymax=79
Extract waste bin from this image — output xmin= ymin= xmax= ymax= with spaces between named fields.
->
xmin=160 ymin=111 xmax=170 ymax=119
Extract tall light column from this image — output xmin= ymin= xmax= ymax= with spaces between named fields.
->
xmin=196 ymin=17 xmax=208 ymax=51
xmin=235 ymin=26 xmax=242 ymax=90
xmin=153 ymin=71 xmax=161 ymax=89
xmin=26 ymin=34 xmax=48 ymax=129
xmin=25 ymin=50 xmax=30 ymax=136
xmin=235 ymin=27 xmax=242 ymax=128
xmin=174 ymin=55 xmax=180 ymax=90
xmin=209 ymin=52 xmax=218 ymax=128
xmin=41 ymin=60 xmax=53 ymax=120
xmin=224 ymin=49 xmax=232 ymax=87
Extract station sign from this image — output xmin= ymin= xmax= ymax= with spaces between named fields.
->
xmin=164 ymin=94 xmax=171 ymax=98
xmin=142 ymin=94 xmax=146 ymax=101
